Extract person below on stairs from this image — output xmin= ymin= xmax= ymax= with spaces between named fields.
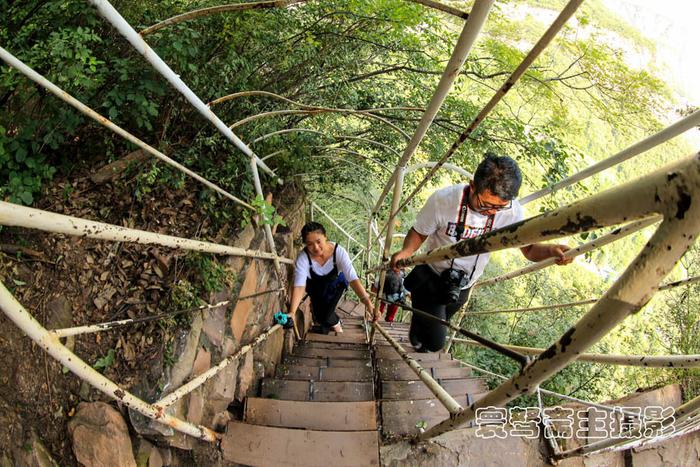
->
xmin=371 ymin=269 xmax=408 ymax=323
xmin=288 ymin=221 xmax=376 ymax=334
xmin=389 ymin=153 xmax=573 ymax=352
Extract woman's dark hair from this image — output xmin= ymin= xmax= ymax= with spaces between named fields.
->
xmin=473 ymin=153 xmax=522 ymax=200
xmin=301 ymin=221 xmax=326 ymax=242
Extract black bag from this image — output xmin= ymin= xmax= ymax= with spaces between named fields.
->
xmin=404 ymin=265 xmax=444 ymax=299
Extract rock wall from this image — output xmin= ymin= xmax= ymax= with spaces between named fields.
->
xmin=127 ymin=190 xmax=310 ymax=457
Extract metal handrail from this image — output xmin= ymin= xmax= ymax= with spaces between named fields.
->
xmin=379 ymin=299 xmax=527 ymax=365
xmin=373 ymin=322 xmax=463 ymax=415
xmin=467 ymin=274 xmax=700 ymax=315
xmin=453 ymin=338 xmax=700 ymax=368
xmin=0 ymin=202 xmax=293 ymax=264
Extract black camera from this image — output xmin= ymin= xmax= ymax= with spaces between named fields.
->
xmin=440 ymin=267 xmax=468 ymax=304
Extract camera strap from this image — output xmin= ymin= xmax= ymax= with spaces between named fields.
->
xmin=453 ymin=185 xmax=496 ymax=287
xmin=453 ymin=185 xmax=496 ymax=240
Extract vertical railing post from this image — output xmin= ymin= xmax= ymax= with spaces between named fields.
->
xmin=444 ymin=287 xmax=473 ymax=353
xmin=369 ymin=0 xmax=494 ymax=218
xmin=372 ymin=167 xmax=406 ymax=342
xmin=249 ymin=158 xmax=287 ymax=309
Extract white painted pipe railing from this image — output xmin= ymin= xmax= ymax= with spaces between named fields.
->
xmin=372 ymin=0 xmax=494 ymax=216
xmin=387 ymin=0 xmax=584 ymax=222
xmin=521 ymin=109 xmax=700 ymax=205
xmin=453 ymin=338 xmax=700 ymax=368
xmin=0 ymin=202 xmax=293 ymax=264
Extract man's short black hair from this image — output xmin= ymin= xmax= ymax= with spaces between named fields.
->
xmin=473 ymin=153 xmax=522 ymax=200
xmin=301 ymin=221 xmax=326 ymax=242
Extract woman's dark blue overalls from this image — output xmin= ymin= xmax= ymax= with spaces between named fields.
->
xmin=305 ymin=244 xmax=348 ymax=334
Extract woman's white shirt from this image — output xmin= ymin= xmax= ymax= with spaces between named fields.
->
xmin=293 ymin=243 xmax=359 ymax=287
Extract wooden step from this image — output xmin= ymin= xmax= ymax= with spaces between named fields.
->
xmin=306 ymin=333 xmax=367 ymax=344
xmin=377 ymin=359 xmax=462 ymax=372
xmin=375 ymin=347 xmax=452 ymax=360
xmin=245 ymin=398 xmax=377 ymax=431
xmin=222 ymin=421 xmax=379 ymax=466
xmin=284 ymin=356 xmax=373 ymax=368
xmin=276 ymin=365 xmax=373 ymax=381
xmin=337 ymin=299 xmax=359 ymax=312
xmin=381 ymin=394 xmax=485 ymax=437
xmin=298 ymin=341 xmax=369 ymax=351
xmin=382 ymin=378 xmax=487 ymax=400
xmin=293 ymin=347 xmax=371 ymax=360
xmin=378 ymin=364 xmax=471 ymax=381
xmin=261 ymin=378 xmax=374 ymax=401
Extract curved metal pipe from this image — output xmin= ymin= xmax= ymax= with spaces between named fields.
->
xmin=140 ymin=0 xmax=309 ymax=36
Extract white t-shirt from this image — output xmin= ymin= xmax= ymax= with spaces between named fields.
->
xmin=413 ymin=183 xmax=525 ymax=287
xmin=293 ymin=243 xmax=359 ymax=287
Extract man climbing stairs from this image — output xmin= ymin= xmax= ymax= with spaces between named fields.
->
xmin=220 ymin=300 xmax=489 ymax=466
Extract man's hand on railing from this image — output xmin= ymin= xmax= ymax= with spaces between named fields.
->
xmin=550 ymin=244 xmax=573 ymax=265
xmin=390 ymin=250 xmax=410 ymax=271
xmin=520 ymin=243 xmax=573 ymax=265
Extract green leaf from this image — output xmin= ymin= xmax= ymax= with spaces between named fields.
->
xmin=12 ymin=279 xmax=26 ymax=286
xmin=19 ymin=191 xmax=33 ymax=205
xmin=15 ymin=146 xmax=27 ymax=163
xmin=93 ymin=349 xmax=116 ymax=372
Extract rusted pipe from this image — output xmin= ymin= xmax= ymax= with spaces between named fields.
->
xmin=0 ymin=201 xmax=294 ymax=264
xmin=419 ymin=154 xmax=700 ymax=439
xmin=474 ymin=216 xmax=660 ymax=288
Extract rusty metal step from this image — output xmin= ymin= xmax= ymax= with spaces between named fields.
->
xmin=381 ymin=378 xmax=488 ymax=400
xmin=378 ymin=364 xmax=472 ymax=381
xmin=244 ymin=398 xmax=377 ymax=431
xmin=222 ymin=421 xmax=379 ymax=466
xmin=261 ymin=378 xmax=374 ymax=401
xmin=283 ymin=356 xmax=373 ymax=368
xmin=381 ymin=394 xmax=485 ymax=438
xmin=276 ymin=364 xmax=373 ymax=381
xmin=293 ymin=347 xmax=371 ymax=360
